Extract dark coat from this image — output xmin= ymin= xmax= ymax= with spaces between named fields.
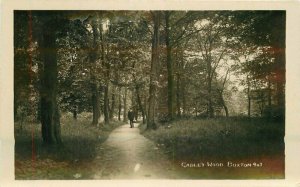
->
xmin=128 ymin=111 xmax=134 ymax=121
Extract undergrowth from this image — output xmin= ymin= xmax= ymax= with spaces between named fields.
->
xmin=140 ymin=117 xmax=285 ymax=161
xmin=15 ymin=112 xmax=125 ymax=179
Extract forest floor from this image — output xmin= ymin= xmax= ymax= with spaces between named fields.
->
xmin=15 ymin=115 xmax=285 ymax=179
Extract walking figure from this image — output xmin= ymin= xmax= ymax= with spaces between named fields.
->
xmin=128 ymin=109 xmax=134 ymax=128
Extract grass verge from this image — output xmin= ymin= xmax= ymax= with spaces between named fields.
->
xmin=140 ymin=117 xmax=285 ymax=179
xmin=15 ymin=112 xmax=125 ymax=179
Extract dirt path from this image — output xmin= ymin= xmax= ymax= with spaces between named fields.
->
xmin=92 ymin=124 xmax=180 ymax=179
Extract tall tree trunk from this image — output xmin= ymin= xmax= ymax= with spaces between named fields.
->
xmin=267 ymin=76 xmax=272 ymax=107
xmin=206 ymin=55 xmax=214 ymax=118
xmin=182 ymin=78 xmax=187 ymax=116
xmin=103 ymin=81 xmax=109 ymax=124
xmin=135 ymin=86 xmax=146 ymax=124
xmin=176 ymin=72 xmax=181 ymax=117
xmin=123 ymin=87 xmax=128 ymax=122
xmin=90 ymin=20 xmax=100 ymax=125
xmin=219 ymin=91 xmax=229 ymax=117
xmin=99 ymin=21 xmax=109 ymax=125
xmin=266 ymin=75 xmax=272 ymax=119
xmin=39 ymin=19 xmax=61 ymax=145
xmin=165 ymin=11 xmax=175 ymax=120
xmin=247 ymin=75 xmax=251 ymax=117
xmin=147 ymin=11 xmax=160 ymax=129
xmin=144 ymin=94 xmax=148 ymax=122
xmin=118 ymin=86 xmax=122 ymax=121
xmin=91 ymin=84 xmax=100 ymax=125
xmin=273 ymin=12 xmax=285 ymax=120
xmin=207 ymin=78 xmax=214 ymax=118
xmin=219 ymin=70 xmax=229 ymax=117
xmin=109 ymin=85 xmax=116 ymax=120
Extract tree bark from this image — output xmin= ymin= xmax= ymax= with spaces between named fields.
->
xmin=135 ymin=86 xmax=146 ymax=124
xmin=165 ymin=11 xmax=175 ymax=120
xmin=219 ymin=91 xmax=229 ymax=117
xmin=99 ymin=21 xmax=110 ymax=125
xmin=103 ymin=81 xmax=109 ymax=124
xmin=176 ymin=72 xmax=181 ymax=117
xmin=90 ymin=20 xmax=100 ymax=125
xmin=207 ymin=78 xmax=214 ymax=118
xmin=109 ymin=85 xmax=116 ymax=120
xmin=247 ymin=75 xmax=251 ymax=117
xmin=39 ymin=19 xmax=62 ymax=145
xmin=118 ymin=86 xmax=122 ymax=121
xmin=123 ymin=87 xmax=128 ymax=122
xmin=147 ymin=11 xmax=160 ymax=129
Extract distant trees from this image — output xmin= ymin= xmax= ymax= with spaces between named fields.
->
xmin=233 ymin=11 xmax=286 ymax=119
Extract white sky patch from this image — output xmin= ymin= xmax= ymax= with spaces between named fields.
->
xmin=102 ymin=19 xmax=110 ymax=33
xmin=194 ymin=19 xmax=210 ymax=29
xmin=86 ymin=23 xmax=92 ymax=33
xmin=134 ymin=163 xmax=141 ymax=172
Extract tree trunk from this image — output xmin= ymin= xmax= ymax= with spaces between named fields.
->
xmin=144 ymin=94 xmax=148 ymax=123
xmin=99 ymin=21 xmax=109 ymax=125
xmin=219 ymin=91 xmax=229 ymax=117
xmin=182 ymin=79 xmax=187 ymax=116
xmin=90 ymin=20 xmax=100 ymax=125
xmin=103 ymin=82 xmax=109 ymax=124
xmin=176 ymin=72 xmax=181 ymax=117
xmin=123 ymin=87 xmax=128 ymax=122
xmin=207 ymin=78 xmax=214 ymax=118
xmin=147 ymin=11 xmax=160 ymax=129
xmin=39 ymin=20 xmax=61 ymax=145
xmin=118 ymin=86 xmax=122 ymax=121
xmin=91 ymin=84 xmax=100 ymax=125
xmin=247 ymin=75 xmax=251 ymax=117
xmin=136 ymin=86 xmax=146 ymax=124
xmin=165 ymin=11 xmax=175 ymax=120
xmin=109 ymin=85 xmax=116 ymax=120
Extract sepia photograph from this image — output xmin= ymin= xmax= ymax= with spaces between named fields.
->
xmin=13 ymin=10 xmax=286 ymax=180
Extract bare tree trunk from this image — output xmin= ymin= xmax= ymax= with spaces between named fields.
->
xmin=90 ymin=20 xmax=100 ymax=125
xmin=91 ymin=84 xmax=100 ymax=125
xmin=219 ymin=70 xmax=229 ymax=117
xmin=118 ymin=86 xmax=122 ymax=121
xmin=123 ymin=87 xmax=128 ymax=122
xmin=247 ymin=75 xmax=251 ymax=117
xmin=144 ymin=94 xmax=148 ymax=122
xmin=39 ymin=18 xmax=62 ymax=145
xmin=147 ymin=11 xmax=160 ymax=129
xmin=103 ymin=82 xmax=109 ymax=124
xmin=207 ymin=79 xmax=214 ymax=118
xmin=136 ymin=86 xmax=146 ymax=124
xmin=219 ymin=92 xmax=229 ymax=117
xmin=182 ymin=79 xmax=187 ymax=116
xmin=266 ymin=75 xmax=272 ymax=118
xmin=99 ymin=21 xmax=109 ymax=125
xmin=109 ymin=85 xmax=116 ymax=120
xmin=165 ymin=11 xmax=175 ymax=120
xmin=176 ymin=72 xmax=181 ymax=117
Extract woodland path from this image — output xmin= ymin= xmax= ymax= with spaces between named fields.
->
xmin=91 ymin=123 xmax=180 ymax=179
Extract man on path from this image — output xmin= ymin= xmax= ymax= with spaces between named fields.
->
xmin=128 ymin=109 xmax=134 ymax=128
